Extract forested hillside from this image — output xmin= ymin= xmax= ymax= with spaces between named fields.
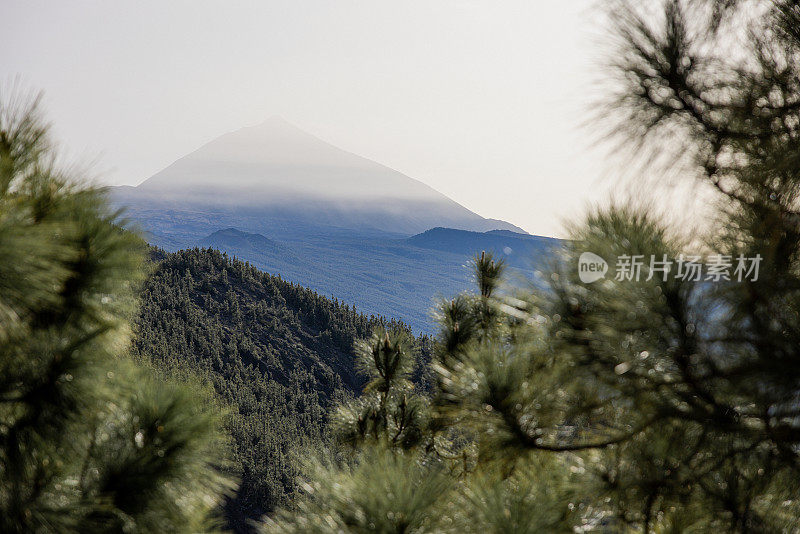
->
xmin=129 ymin=248 xmax=429 ymax=531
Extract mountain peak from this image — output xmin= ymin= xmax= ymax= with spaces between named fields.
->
xmin=136 ymin=116 xmax=445 ymax=203
xmin=121 ymin=120 xmax=526 ymax=235
xmin=250 ymin=115 xmax=304 ymax=132
xmin=260 ymin=114 xmax=290 ymax=124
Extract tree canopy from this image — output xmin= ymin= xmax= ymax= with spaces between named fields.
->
xmin=262 ymin=1 xmax=800 ymax=532
xmin=0 ymin=93 xmax=232 ymax=532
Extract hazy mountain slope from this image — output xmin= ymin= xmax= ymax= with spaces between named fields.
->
xmin=202 ymin=227 xmax=301 ymax=261
xmin=112 ymin=117 xmax=525 ymax=237
xmin=193 ymin=226 xmax=558 ymax=333
xmin=110 ymin=119 xmax=556 ymax=333
xmin=405 ymin=227 xmax=561 ymax=270
xmin=194 ymin=228 xmax=473 ymax=332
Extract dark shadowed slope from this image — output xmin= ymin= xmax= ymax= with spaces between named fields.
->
xmin=132 ymin=247 xmax=428 ymax=531
xmin=405 ymin=227 xmax=561 ymax=270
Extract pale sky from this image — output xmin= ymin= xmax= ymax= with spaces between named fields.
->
xmin=2 ymin=0 xmax=614 ymax=237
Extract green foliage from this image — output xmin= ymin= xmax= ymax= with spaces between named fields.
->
xmin=332 ymin=327 xmax=429 ymax=451
xmin=0 ymin=93 xmax=232 ymax=532
xmin=356 ymin=327 xmax=416 ymax=395
xmin=264 ymin=448 xmax=452 ymax=534
xmin=263 ymin=253 xmax=580 ymax=533
xmin=129 ymin=247 xmax=431 ymax=530
xmin=262 ymin=2 xmax=800 ymax=531
xmin=443 ymin=462 xmax=577 ymax=534
xmin=474 ymin=250 xmax=505 ymax=298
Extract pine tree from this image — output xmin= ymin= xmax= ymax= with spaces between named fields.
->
xmin=262 ymin=2 xmax=800 ymax=532
xmin=262 ymin=253 xmax=580 ymax=533
xmin=0 ymin=92 xmax=232 ymax=532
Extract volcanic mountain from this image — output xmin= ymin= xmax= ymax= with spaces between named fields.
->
xmin=112 ymin=117 xmax=523 ymax=243
xmin=110 ymin=118 xmax=554 ymax=332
